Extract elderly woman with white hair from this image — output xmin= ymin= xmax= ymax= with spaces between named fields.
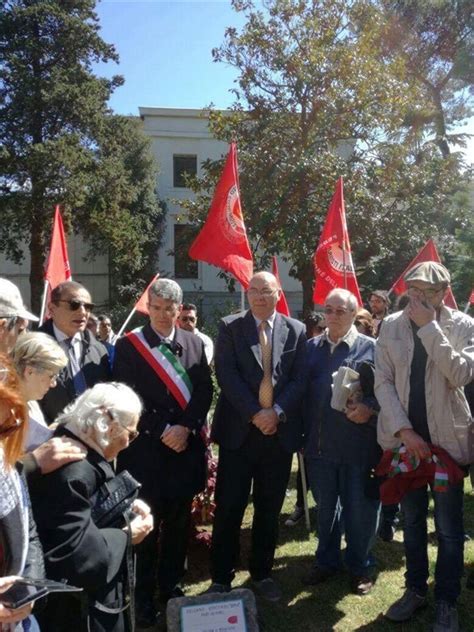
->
xmin=11 ymin=332 xmax=68 ymax=451
xmin=28 ymin=383 xmax=153 ymax=632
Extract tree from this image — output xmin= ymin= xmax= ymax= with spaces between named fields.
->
xmin=181 ymin=0 xmax=473 ymax=310
xmin=379 ymin=0 xmax=473 ymax=158
xmin=0 ymin=1 xmax=163 ymax=311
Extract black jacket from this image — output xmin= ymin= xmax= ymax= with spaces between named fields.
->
xmin=113 ymin=324 xmax=213 ymax=500
xmin=38 ymin=319 xmax=111 ymax=423
xmin=211 ymin=310 xmax=307 ymax=453
xmin=29 ymin=430 xmax=130 ymax=631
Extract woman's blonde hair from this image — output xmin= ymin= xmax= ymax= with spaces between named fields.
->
xmin=12 ymin=332 xmax=67 ymax=376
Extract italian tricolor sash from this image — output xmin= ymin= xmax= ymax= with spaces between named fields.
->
xmin=127 ymin=328 xmax=193 ymax=410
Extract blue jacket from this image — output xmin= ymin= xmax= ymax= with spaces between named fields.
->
xmin=304 ymin=332 xmax=379 ymax=466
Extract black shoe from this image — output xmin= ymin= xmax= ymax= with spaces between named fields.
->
xmin=252 ymin=577 xmax=282 ymax=602
xmin=385 ymin=588 xmax=427 ymax=622
xmin=350 ymin=575 xmax=374 ymax=595
xmin=136 ymin=599 xmax=159 ymax=628
xmin=379 ymin=521 xmax=396 ymax=542
xmin=285 ymin=505 xmax=304 ymax=527
xmin=302 ymin=566 xmax=338 ymax=586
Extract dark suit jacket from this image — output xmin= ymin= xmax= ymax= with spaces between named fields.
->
xmin=113 ymin=323 xmax=213 ymax=500
xmin=211 ymin=310 xmax=307 ymax=453
xmin=38 ymin=319 xmax=111 ymax=423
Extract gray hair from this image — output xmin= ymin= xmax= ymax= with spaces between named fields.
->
xmin=148 ymin=278 xmax=183 ymax=305
xmin=56 ymin=382 xmax=142 ymax=449
xmin=12 ymin=332 xmax=68 ymax=375
xmin=326 ymin=289 xmax=358 ymax=313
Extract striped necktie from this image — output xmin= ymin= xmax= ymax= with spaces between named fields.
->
xmin=258 ymin=320 xmax=273 ymax=408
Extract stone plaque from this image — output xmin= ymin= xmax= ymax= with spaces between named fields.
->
xmin=167 ymin=588 xmax=259 ymax=632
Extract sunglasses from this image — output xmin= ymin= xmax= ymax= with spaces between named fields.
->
xmin=56 ymin=299 xmax=95 ymax=312
xmin=0 ymin=408 xmax=23 ymax=438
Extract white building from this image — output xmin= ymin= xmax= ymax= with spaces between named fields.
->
xmin=0 ymin=107 xmax=305 ymax=319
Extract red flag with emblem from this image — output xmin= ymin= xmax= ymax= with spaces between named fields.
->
xmin=312 ymin=177 xmax=362 ymax=306
xmin=189 ymin=143 xmax=253 ymax=288
xmin=271 ymin=256 xmax=290 ymax=316
xmin=390 ymin=238 xmax=457 ymax=309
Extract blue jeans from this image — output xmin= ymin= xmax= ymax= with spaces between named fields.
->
xmin=306 ymin=456 xmax=380 ymax=576
xmin=401 ymin=482 xmax=464 ymax=604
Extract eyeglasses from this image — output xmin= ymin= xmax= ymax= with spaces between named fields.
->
xmin=180 ymin=316 xmax=196 ymax=323
xmin=247 ymin=288 xmax=278 ymax=297
xmin=56 ymin=299 xmax=95 ymax=312
xmin=324 ymin=307 xmax=351 ymax=317
xmin=407 ymin=286 xmax=444 ymax=298
xmin=0 ymin=408 xmax=24 ymax=438
xmin=121 ymin=426 xmax=139 ymax=443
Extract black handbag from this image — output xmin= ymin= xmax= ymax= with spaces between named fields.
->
xmin=91 ymin=470 xmax=141 ymax=528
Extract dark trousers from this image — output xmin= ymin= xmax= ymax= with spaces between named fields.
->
xmin=306 ymin=456 xmax=380 ymax=576
xmin=136 ymin=496 xmax=193 ymax=602
xmin=401 ymin=482 xmax=464 ymax=604
xmin=210 ymin=427 xmax=293 ymax=585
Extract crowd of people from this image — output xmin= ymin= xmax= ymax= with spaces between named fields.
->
xmin=0 ymin=259 xmax=472 ymax=632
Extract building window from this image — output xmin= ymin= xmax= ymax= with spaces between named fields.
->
xmin=174 ymin=224 xmax=198 ymax=278
xmin=173 ymin=155 xmax=197 ymax=188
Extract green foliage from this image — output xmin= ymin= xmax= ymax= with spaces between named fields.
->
xmin=0 ymin=0 xmax=164 ymax=310
xmin=181 ymin=0 xmax=473 ymax=310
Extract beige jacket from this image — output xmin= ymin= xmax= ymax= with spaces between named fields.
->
xmin=375 ymin=305 xmax=474 ymax=465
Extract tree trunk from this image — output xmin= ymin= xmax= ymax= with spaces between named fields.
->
xmin=298 ymin=261 xmax=315 ymax=315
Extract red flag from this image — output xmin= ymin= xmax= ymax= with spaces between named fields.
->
xmin=189 ymin=143 xmax=253 ymax=288
xmin=470 ymin=289 xmax=474 ymax=305
xmin=390 ymin=239 xmax=457 ymax=309
xmin=271 ymin=256 xmax=290 ymax=316
xmin=312 ymin=177 xmax=362 ymax=306
xmin=44 ymin=205 xmax=71 ymax=289
xmin=134 ymin=272 xmax=160 ymax=315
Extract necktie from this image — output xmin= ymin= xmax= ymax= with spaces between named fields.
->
xmin=65 ymin=338 xmax=87 ymax=396
xmin=258 ymin=320 xmax=273 ymax=408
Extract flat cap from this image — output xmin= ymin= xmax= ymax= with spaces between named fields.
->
xmin=404 ymin=261 xmax=450 ymax=286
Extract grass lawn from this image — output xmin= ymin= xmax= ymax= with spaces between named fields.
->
xmin=180 ymin=458 xmax=474 ymax=632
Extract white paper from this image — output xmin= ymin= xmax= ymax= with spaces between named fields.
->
xmin=180 ymin=598 xmax=247 ymax=632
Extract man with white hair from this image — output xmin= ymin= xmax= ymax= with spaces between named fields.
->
xmin=113 ymin=278 xmax=213 ymax=626
xmin=376 ymin=262 xmax=473 ymax=632
xmin=303 ymin=288 xmax=379 ymax=595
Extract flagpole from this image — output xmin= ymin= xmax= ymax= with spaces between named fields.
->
xmin=342 ymin=244 xmax=347 ymax=290
xmin=240 ymin=284 xmax=245 ymax=311
xmin=38 ymin=280 xmax=49 ymax=327
xmin=464 ymin=301 xmax=471 ymax=314
xmin=116 ymin=307 xmax=137 ymax=340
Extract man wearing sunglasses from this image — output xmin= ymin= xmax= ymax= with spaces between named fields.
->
xmin=39 ymin=281 xmax=110 ymax=423
xmin=303 ymin=288 xmax=379 ymax=596
xmin=376 ymin=261 xmax=473 ymax=632
xmin=178 ymin=303 xmax=214 ymax=364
